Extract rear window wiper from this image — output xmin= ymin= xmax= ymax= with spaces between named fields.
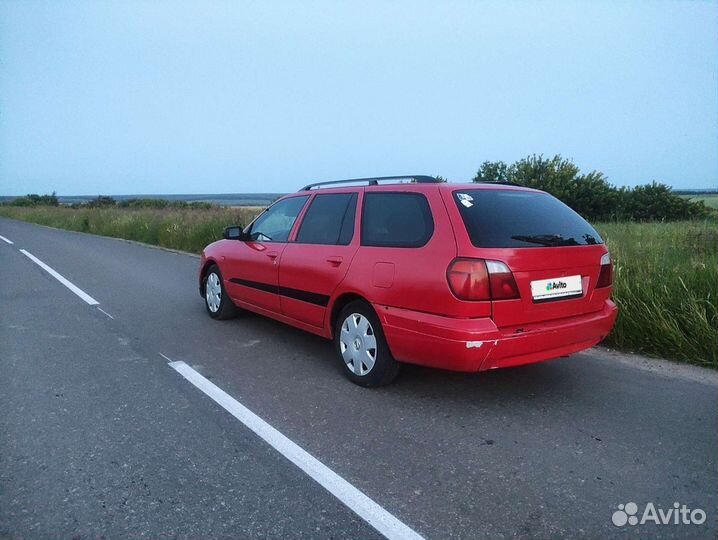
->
xmin=511 ymin=234 xmax=580 ymax=247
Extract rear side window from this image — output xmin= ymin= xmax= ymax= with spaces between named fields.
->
xmin=361 ymin=192 xmax=434 ymax=248
xmin=453 ymin=189 xmax=603 ymax=248
xmin=296 ymin=193 xmax=357 ymax=245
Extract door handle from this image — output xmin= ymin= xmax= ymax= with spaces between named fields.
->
xmin=326 ymin=256 xmax=343 ymax=266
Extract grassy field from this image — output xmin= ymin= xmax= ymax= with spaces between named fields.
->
xmin=692 ymin=195 xmax=718 ymax=210
xmin=0 ymin=205 xmax=260 ymax=254
xmin=0 ymin=205 xmax=715 ymax=368
xmin=681 ymin=193 xmax=718 ymax=210
xmin=596 ymin=221 xmax=716 ymax=368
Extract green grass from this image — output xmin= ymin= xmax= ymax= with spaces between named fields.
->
xmin=0 ymin=205 xmax=262 ymax=253
xmin=596 ymin=221 xmax=717 ymax=368
xmin=1 ymin=205 xmax=715 ymax=368
xmin=679 ymin=193 xmax=718 ymax=210
xmin=690 ymin=195 xmax=718 ymax=210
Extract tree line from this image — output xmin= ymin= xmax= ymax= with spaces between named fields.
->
xmin=472 ymin=154 xmax=711 ymax=221
xmin=3 ymin=194 xmax=213 ymax=210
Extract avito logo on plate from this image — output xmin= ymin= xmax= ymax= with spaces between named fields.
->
xmin=546 ymin=280 xmax=568 ymax=291
xmin=530 ymin=275 xmax=582 ymax=302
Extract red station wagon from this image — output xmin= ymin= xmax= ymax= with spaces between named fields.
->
xmin=199 ymin=176 xmax=617 ymax=386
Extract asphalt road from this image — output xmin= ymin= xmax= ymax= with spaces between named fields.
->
xmin=1 ymin=217 xmax=716 ymax=540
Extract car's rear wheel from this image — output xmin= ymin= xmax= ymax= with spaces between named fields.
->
xmin=204 ymin=265 xmax=237 ymax=320
xmin=334 ymin=300 xmax=400 ymax=387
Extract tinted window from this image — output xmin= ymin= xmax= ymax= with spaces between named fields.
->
xmin=453 ymin=189 xmax=603 ymax=248
xmin=247 ymin=196 xmax=308 ymax=242
xmin=337 ymin=194 xmax=358 ymax=245
xmin=296 ymin=193 xmax=357 ymax=245
xmin=361 ymin=193 xmax=434 ymax=248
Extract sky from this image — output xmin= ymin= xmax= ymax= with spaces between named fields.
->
xmin=0 ymin=1 xmax=716 ymax=196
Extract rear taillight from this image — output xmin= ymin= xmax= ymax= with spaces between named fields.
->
xmin=447 ymin=259 xmax=491 ymax=301
xmin=596 ymin=252 xmax=613 ymax=288
xmin=486 ymin=261 xmax=520 ymax=300
xmin=447 ymin=258 xmax=519 ymax=301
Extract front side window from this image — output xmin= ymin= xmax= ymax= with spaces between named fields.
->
xmin=296 ymin=193 xmax=357 ymax=245
xmin=247 ymin=196 xmax=308 ymax=242
xmin=361 ymin=192 xmax=434 ymax=248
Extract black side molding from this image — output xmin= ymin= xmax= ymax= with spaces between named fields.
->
xmin=229 ymin=278 xmax=330 ymax=307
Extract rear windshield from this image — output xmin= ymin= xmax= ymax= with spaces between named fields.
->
xmin=453 ymin=189 xmax=603 ymax=248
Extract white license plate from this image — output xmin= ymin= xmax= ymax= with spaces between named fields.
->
xmin=531 ymin=275 xmax=583 ymax=303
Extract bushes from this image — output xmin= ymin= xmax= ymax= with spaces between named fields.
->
xmin=6 ymin=192 xmax=59 ymax=207
xmin=3 ymin=194 xmax=216 ymax=210
xmin=473 ymin=155 xmax=710 ymax=221
xmin=116 ymin=198 xmax=214 ymax=210
xmin=84 ymin=195 xmax=116 ymax=208
xmin=618 ymin=182 xmax=708 ymax=221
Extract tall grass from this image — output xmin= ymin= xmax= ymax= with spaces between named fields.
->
xmin=1 ymin=205 xmax=715 ymax=367
xmin=596 ymin=221 xmax=717 ymax=368
xmin=0 ymin=206 xmax=261 ymax=253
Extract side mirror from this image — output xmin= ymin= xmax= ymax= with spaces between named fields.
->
xmin=222 ymin=226 xmax=244 ymax=240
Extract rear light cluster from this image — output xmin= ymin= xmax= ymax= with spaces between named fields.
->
xmin=596 ymin=252 xmax=613 ymax=288
xmin=447 ymin=258 xmax=519 ymax=301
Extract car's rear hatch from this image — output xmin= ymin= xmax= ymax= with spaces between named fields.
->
xmin=445 ymin=187 xmax=610 ymax=328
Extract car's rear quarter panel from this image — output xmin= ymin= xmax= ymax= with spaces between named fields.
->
xmin=338 ymin=185 xmax=464 ymax=316
xmin=336 ymin=185 xmax=492 ymax=364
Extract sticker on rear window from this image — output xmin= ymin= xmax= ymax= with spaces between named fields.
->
xmin=457 ymin=193 xmax=474 ymax=208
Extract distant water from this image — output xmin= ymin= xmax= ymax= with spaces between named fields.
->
xmin=0 ymin=193 xmax=285 ymax=207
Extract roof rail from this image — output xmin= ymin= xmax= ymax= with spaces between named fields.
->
xmin=475 ymin=180 xmax=523 ymax=187
xmin=299 ymin=175 xmax=441 ymax=191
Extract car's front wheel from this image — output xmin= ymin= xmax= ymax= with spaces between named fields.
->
xmin=334 ymin=300 xmax=400 ymax=387
xmin=204 ymin=265 xmax=237 ymax=320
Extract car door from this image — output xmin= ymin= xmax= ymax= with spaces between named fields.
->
xmin=223 ymin=195 xmax=309 ymax=312
xmin=279 ymin=192 xmax=359 ymax=327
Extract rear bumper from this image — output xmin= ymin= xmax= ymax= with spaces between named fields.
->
xmin=377 ymin=300 xmax=618 ymax=372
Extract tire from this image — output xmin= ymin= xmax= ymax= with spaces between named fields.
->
xmin=334 ymin=300 xmax=400 ymax=387
xmin=204 ymin=264 xmax=238 ymax=320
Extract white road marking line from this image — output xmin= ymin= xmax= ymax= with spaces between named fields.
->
xmin=0 ymin=235 xmax=14 ymax=244
xmin=166 ymin=358 xmax=424 ymax=540
xmin=97 ymin=307 xmax=115 ymax=319
xmin=19 ymin=249 xmax=100 ymax=306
